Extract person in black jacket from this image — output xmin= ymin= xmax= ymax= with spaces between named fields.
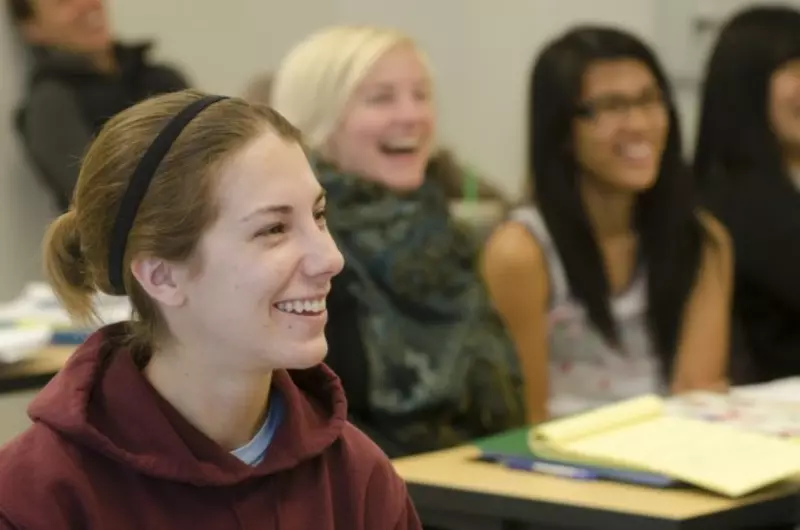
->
xmin=7 ymin=0 xmax=189 ymax=211
xmin=694 ymin=6 xmax=800 ymax=383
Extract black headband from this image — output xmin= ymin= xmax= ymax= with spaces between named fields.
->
xmin=107 ymin=95 xmax=228 ymax=295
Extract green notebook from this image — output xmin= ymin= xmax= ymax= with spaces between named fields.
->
xmin=473 ymin=427 xmax=676 ymax=488
xmin=474 ymin=427 xmax=533 ymax=456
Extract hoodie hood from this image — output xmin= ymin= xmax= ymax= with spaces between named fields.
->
xmin=28 ymin=323 xmax=347 ymax=486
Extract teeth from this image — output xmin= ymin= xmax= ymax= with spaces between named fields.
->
xmin=276 ymin=298 xmax=326 ymax=314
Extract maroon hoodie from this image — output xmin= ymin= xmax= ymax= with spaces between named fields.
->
xmin=0 ymin=325 xmax=421 ymax=529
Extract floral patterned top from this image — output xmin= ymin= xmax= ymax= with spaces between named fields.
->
xmin=510 ymin=206 xmax=665 ymax=418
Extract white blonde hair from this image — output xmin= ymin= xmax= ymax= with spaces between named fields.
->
xmin=271 ymin=25 xmax=429 ymax=151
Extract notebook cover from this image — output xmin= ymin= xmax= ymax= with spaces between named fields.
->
xmin=474 ymin=428 xmax=676 ymax=488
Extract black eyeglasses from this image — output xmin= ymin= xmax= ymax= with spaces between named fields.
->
xmin=576 ymin=88 xmax=665 ymax=123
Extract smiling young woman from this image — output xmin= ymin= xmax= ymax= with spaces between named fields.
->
xmin=481 ymin=26 xmax=732 ymax=423
xmin=0 ymin=90 xmax=421 ymax=530
xmin=272 ymin=26 xmax=525 ymax=457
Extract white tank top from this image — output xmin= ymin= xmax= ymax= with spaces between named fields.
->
xmin=510 ymin=206 xmax=665 ymax=418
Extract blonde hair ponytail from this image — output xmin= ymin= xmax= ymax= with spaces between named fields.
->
xmin=42 ymin=209 xmax=96 ymax=323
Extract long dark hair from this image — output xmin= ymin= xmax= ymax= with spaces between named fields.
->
xmin=6 ymin=0 xmax=34 ymax=22
xmin=694 ymin=5 xmax=800 ymax=194
xmin=529 ymin=26 xmax=705 ymax=371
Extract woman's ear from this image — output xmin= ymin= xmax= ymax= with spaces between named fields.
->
xmin=130 ymin=257 xmax=187 ymax=308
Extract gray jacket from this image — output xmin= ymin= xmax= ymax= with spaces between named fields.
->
xmin=16 ymin=42 xmax=188 ymax=210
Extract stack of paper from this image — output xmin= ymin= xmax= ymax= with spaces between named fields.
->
xmin=667 ymin=389 xmax=800 ymax=440
xmin=0 ymin=323 xmax=53 ymax=363
xmin=0 ymin=282 xmax=130 ymax=328
xmin=733 ymin=379 xmax=800 ymax=405
xmin=0 ymin=283 xmax=132 ymax=356
xmin=529 ymin=395 xmax=800 ymax=497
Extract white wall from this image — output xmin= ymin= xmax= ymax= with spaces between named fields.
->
xmin=1 ymin=0 xmax=730 ymax=298
xmin=0 ymin=12 xmax=55 ymax=301
xmin=110 ymin=0 xmax=337 ymax=96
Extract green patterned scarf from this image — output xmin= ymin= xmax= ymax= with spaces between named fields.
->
xmin=316 ymin=157 xmax=525 ymax=454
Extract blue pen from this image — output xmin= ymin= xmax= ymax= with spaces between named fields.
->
xmin=502 ymin=458 xmax=597 ymax=480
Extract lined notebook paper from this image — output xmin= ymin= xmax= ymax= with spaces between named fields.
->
xmin=529 ymin=395 xmax=800 ymax=497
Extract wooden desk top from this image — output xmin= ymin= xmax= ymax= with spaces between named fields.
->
xmin=393 ymin=445 xmax=799 ymax=529
xmin=0 ymin=347 xmax=72 ymax=393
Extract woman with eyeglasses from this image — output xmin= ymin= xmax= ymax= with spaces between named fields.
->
xmin=481 ymin=26 xmax=732 ymax=423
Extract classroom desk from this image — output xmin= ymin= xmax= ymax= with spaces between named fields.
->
xmin=0 ymin=347 xmax=72 ymax=393
xmin=393 ymin=445 xmax=799 ymax=530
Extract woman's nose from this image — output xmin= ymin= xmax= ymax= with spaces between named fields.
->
xmin=304 ymin=229 xmax=344 ymax=280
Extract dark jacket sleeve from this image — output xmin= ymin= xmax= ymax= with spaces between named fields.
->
xmin=147 ymin=63 xmax=191 ymax=93
xmin=724 ymin=183 xmax=800 ymax=315
xmin=324 ymin=266 xmax=370 ymax=416
xmin=19 ymin=80 xmax=93 ymax=206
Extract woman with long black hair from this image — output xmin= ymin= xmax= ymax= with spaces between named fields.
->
xmin=695 ymin=6 xmax=800 ymax=383
xmin=482 ymin=26 xmax=732 ymax=422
